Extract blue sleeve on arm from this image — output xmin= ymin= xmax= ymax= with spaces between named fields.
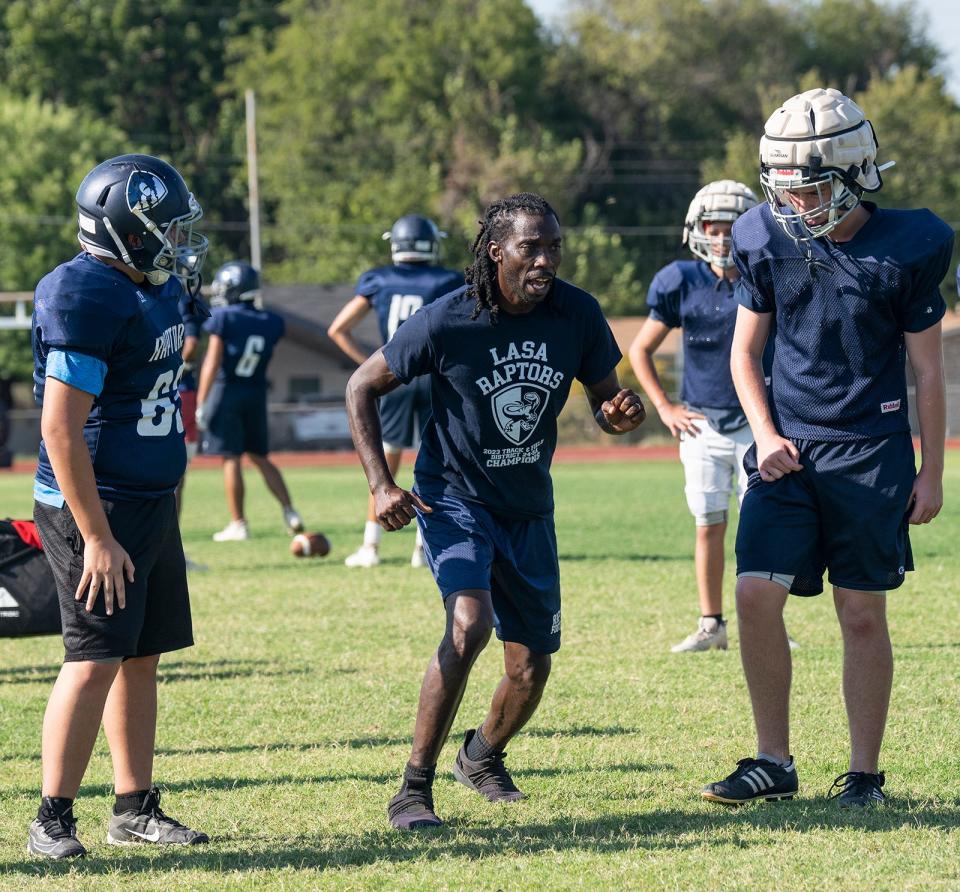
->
xmin=46 ymin=349 xmax=107 ymax=396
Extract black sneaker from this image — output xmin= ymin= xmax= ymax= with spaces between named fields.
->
xmin=702 ymin=756 xmax=799 ymax=805
xmin=387 ymin=781 xmax=443 ymax=830
xmin=453 ymin=729 xmax=524 ymax=802
xmin=828 ymin=771 xmax=885 ymax=808
xmin=26 ymin=799 xmax=87 ymax=859
xmin=107 ymin=786 xmax=209 ymax=846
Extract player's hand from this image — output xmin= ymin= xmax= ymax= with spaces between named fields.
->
xmin=907 ymin=466 xmax=943 ymax=524
xmin=195 ymin=404 xmax=208 ymax=432
xmin=75 ymin=535 xmax=135 ymax=616
xmin=373 ymin=484 xmax=432 ymax=531
xmin=755 ymin=432 xmax=803 ymax=482
xmin=657 ymin=402 xmax=705 ymax=438
xmin=599 ymin=389 xmax=646 ymax=433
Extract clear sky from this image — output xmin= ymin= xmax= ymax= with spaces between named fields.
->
xmin=527 ymin=0 xmax=960 ymax=101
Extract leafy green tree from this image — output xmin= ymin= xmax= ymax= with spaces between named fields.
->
xmin=229 ymin=0 xmax=584 ymax=282
xmin=0 ymin=93 xmax=127 ymax=379
xmin=0 ymin=0 xmax=284 ymax=262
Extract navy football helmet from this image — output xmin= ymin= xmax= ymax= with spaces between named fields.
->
xmin=76 ymin=154 xmax=208 ymax=287
xmin=382 ymin=215 xmax=445 ymax=263
xmin=209 ymin=261 xmax=261 ymax=307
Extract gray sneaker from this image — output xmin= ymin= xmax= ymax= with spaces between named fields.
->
xmin=27 ymin=800 xmax=87 ymax=859
xmin=671 ymin=617 xmax=728 ymax=653
xmin=107 ymin=787 xmax=208 ymax=846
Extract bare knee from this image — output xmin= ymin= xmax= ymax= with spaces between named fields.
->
xmin=443 ymin=612 xmax=493 ymax=663
xmin=61 ymin=660 xmax=121 ymax=691
xmin=837 ymin=597 xmax=887 ymax=640
xmin=735 ymin=577 xmax=787 ymax=621
xmin=120 ymin=654 xmax=161 ymax=679
xmin=506 ymin=651 xmax=551 ymax=692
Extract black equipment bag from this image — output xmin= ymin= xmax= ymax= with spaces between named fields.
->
xmin=0 ymin=519 xmax=61 ymax=637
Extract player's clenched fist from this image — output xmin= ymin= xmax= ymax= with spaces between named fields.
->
xmin=374 ymin=484 xmax=432 ymax=531
xmin=600 ymin=388 xmax=646 ymax=433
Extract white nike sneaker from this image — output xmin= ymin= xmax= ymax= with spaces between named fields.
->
xmin=344 ymin=545 xmax=380 ymax=568
xmin=212 ymin=520 xmax=249 ymax=542
xmin=670 ymin=617 xmax=728 ymax=653
xmin=283 ymin=506 xmax=304 ymax=535
xmin=410 ymin=545 xmax=426 ymax=568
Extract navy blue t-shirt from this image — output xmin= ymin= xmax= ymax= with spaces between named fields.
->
xmin=203 ymin=304 xmax=284 ymax=388
xmin=733 ymin=202 xmax=951 ymax=441
xmin=382 ymin=280 xmax=622 ymax=518
xmin=33 ymin=253 xmax=188 ymax=502
xmin=177 ymin=291 xmax=202 ymax=392
xmin=647 ymin=259 xmax=746 ymax=432
xmin=356 ymin=263 xmax=464 ymax=344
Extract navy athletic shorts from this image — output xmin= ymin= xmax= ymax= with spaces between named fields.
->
xmin=380 ymin=374 xmax=431 ymax=450
xmin=203 ymin=381 xmax=269 ymax=456
xmin=735 ymin=432 xmax=916 ymax=595
xmin=415 ymin=486 xmax=561 ymax=654
xmin=34 ymin=495 xmax=194 ymax=661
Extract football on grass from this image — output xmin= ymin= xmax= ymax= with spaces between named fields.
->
xmin=290 ymin=532 xmax=331 ymax=558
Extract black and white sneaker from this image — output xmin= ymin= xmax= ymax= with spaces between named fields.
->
xmin=453 ymin=729 xmax=524 ymax=802
xmin=107 ymin=787 xmax=209 ymax=846
xmin=828 ymin=771 xmax=885 ymax=808
xmin=27 ymin=799 xmax=87 ymax=859
xmin=702 ymin=756 xmax=798 ymax=805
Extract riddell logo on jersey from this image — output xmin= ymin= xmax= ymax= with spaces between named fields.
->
xmin=881 ymin=399 xmax=901 ymax=414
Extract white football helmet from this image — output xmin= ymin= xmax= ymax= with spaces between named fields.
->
xmin=682 ymin=180 xmax=758 ymax=268
xmin=759 ymin=87 xmax=892 ymax=240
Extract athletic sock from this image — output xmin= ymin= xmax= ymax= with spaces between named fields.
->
xmin=465 ymin=727 xmax=497 ymax=761
xmin=402 ymin=763 xmax=435 ymax=789
xmin=702 ymin=614 xmax=724 ymax=624
xmin=758 ymin=752 xmax=793 ymax=769
xmin=114 ymin=789 xmax=149 ymax=815
xmin=38 ymin=796 xmax=74 ymax=821
xmin=363 ymin=521 xmax=382 ymax=548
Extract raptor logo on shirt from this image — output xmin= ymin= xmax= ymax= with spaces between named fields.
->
xmin=493 ymin=385 xmax=549 ymax=445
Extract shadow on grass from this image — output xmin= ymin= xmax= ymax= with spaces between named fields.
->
xmin=152 ymin=724 xmax=647 ymax=756
xmin=6 ymin=801 xmax=960 ymax=876
xmin=0 ymin=659 xmax=310 ymax=688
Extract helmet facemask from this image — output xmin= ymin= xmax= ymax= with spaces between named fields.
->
xmin=682 ymin=180 xmax=758 ymax=268
xmin=131 ymin=192 xmax=208 ymax=288
xmin=759 ymin=164 xmax=861 ymax=241
xmin=686 ymin=213 xmax=737 ymax=268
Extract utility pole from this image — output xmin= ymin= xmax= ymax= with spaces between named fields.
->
xmin=245 ymin=88 xmax=262 ymax=271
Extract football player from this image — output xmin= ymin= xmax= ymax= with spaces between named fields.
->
xmin=345 ymin=193 xmax=645 ymax=830
xmin=196 ymin=261 xmax=304 ymax=541
xmin=629 ymin=180 xmax=759 ymax=652
xmin=328 ymin=215 xmax=463 ymax=568
xmin=701 ymin=88 xmax=950 ymax=808
xmin=29 ymin=154 xmax=210 ymax=857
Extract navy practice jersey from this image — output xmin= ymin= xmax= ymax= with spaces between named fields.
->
xmin=647 ymin=259 xmax=746 ymax=431
xmin=383 ymin=281 xmax=622 ymax=518
xmin=203 ymin=304 xmax=284 ymax=388
xmin=356 ymin=263 xmax=464 ymax=344
xmin=177 ymin=291 xmax=202 ymax=391
xmin=733 ymin=202 xmax=952 ymax=441
xmin=33 ymin=253 xmax=188 ymax=502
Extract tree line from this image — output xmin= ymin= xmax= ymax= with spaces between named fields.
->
xmin=1 ymin=0 xmax=958 ymax=379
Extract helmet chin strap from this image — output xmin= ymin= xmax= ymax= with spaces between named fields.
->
xmin=145 ymin=270 xmax=170 ymax=285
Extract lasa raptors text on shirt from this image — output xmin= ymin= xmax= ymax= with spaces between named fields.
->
xmin=148 ymin=323 xmax=186 ymax=362
xmin=475 ymin=341 xmax=564 ymax=395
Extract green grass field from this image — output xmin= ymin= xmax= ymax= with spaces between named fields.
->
xmin=1 ymin=456 xmax=959 ymax=890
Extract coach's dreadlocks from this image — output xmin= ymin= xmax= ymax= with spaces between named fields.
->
xmin=466 ymin=192 xmax=558 ymax=323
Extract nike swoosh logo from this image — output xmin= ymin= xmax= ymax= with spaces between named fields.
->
xmin=127 ymin=828 xmax=161 ymax=842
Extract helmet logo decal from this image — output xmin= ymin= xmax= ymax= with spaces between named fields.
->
xmin=127 ymin=171 xmax=168 ymax=213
